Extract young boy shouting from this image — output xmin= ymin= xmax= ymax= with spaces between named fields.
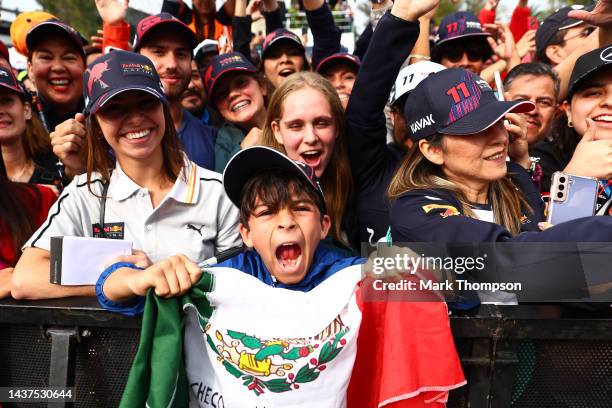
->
xmin=102 ymin=147 xmax=464 ymax=407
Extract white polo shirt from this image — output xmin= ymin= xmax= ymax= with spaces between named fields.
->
xmin=26 ymin=159 xmax=241 ymax=263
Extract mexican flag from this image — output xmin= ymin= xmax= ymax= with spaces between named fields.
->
xmin=119 ymin=266 xmax=465 ymax=407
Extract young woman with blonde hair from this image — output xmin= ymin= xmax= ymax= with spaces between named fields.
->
xmin=259 ymin=71 xmax=355 ymax=246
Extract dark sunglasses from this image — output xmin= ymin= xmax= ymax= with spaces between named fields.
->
xmin=440 ymin=44 xmax=484 ymax=63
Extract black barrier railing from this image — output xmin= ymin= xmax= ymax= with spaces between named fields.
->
xmin=2 ymin=299 xmax=612 ymax=407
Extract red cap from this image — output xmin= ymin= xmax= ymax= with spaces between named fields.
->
xmin=0 ymin=41 xmax=9 ymax=61
xmin=262 ymin=28 xmax=304 ymax=58
xmin=316 ymin=53 xmax=360 ymax=74
xmin=133 ymin=13 xmax=198 ymax=52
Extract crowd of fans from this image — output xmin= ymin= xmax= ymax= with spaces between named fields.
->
xmin=0 ymin=0 xmax=610 ymax=403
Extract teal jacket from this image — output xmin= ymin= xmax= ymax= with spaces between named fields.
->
xmin=214 ymin=124 xmax=245 ymax=173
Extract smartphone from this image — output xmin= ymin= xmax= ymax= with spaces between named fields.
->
xmin=547 ymin=172 xmax=599 ymax=225
xmin=494 ymin=71 xmax=505 ymax=101
xmin=495 ymin=71 xmax=512 ymax=141
xmin=528 ymin=16 xmax=539 ymax=30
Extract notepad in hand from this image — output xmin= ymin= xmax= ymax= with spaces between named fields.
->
xmin=50 ymin=236 xmax=133 ymax=285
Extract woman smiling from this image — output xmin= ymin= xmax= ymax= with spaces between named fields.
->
xmin=12 ymin=51 xmax=240 ymax=300
xmin=260 ymin=72 xmax=354 ymax=246
xmin=389 ymin=67 xmax=612 ymax=244
xmin=204 ymin=52 xmax=269 ymax=172
xmin=26 ymin=19 xmax=86 ymax=132
xmin=0 ymin=66 xmax=61 ymax=187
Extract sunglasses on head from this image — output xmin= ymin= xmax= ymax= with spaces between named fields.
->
xmin=440 ymin=44 xmax=485 ymax=63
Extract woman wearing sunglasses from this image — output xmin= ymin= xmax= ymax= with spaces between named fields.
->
xmin=432 ymin=11 xmax=519 ymax=83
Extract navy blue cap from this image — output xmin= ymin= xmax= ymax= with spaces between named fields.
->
xmin=204 ymin=52 xmax=258 ymax=98
xmin=568 ymin=45 xmax=612 ymax=101
xmin=223 ymin=146 xmax=327 ymax=213
xmin=26 ymin=19 xmax=87 ymax=59
xmin=434 ymin=12 xmax=490 ymax=46
xmin=83 ymin=50 xmax=167 ymax=115
xmin=404 ymin=68 xmax=534 ymax=141
xmin=535 ymin=5 xmax=594 ymax=57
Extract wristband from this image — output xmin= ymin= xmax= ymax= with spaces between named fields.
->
xmin=409 ymin=54 xmax=431 ymax=61
xmin=96 ymin=261 xmax=145 ymax=316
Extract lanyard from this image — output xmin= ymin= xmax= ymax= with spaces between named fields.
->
xmin=99 ymin=182 xmax=110 ymax=238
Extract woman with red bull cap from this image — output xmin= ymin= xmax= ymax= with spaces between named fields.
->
xmin=12 ymin=50 xmax=241 ymax=300
xmin=260 ymin=0 xmax=341 ymax=89
xmin=204 ymin=52 xmax=269 ymax=172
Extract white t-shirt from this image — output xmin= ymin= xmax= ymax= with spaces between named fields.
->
xmin=25 ymin=159 xmax=241 ymax=263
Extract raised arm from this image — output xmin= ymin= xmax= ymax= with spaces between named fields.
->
xmin=95 ymin=0 xmax=131 ymax=52
xmin=408 ymin=3 xmax=439 ymax=64
xmin=345 ymin=0 xmax=433 ymax=187
xmin=556 ymin=0 xmax=612 ymax=100
xmin=232 ymin=0 xmax=253 ymax=60
xmin=303 ymin=0 xmax=341 ymax=69
xmin=262 ymin=0 xmax=284 ymax=32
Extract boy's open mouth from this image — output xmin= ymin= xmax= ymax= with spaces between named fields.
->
xmin=275 ymin=242 xmax=303 ymax=270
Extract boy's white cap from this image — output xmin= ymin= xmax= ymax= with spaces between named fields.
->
xmin=389 ymin=61 xmax=446 ymax=106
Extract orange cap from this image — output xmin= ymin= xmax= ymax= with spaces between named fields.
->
xmin=11 ymin=11 xmax=57 ymax=56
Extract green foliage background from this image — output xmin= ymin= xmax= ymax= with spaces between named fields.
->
xmin=36 ymin=0 xmax=101 ymax=39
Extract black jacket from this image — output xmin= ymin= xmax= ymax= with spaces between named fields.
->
xmin=390 ymin=162 xmax=549 ymax=243
xmin=232 ymin=3 xmax=340 ymax=69
xmin=345 ymin=13 xmax=419 ymax=245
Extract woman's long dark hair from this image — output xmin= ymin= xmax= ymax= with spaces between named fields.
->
xmin=550 ymin=110 xmax=580 ymax=165
xmin=0 ymin=156 xmax=43 ymax=265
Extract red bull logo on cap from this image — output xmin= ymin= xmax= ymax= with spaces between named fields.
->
xmin=87 ymin=60 xmax=110 ymax=94
xmin=121 ymin=63 xmax=154 ymax=76
xmin=220 ymin=55 xmax=244 ymax=66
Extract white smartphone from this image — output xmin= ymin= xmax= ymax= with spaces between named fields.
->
xmin=494 ymin=71 xmax=505 ymax=101
xmin=547 ymin=172 xmax=599 ymax=225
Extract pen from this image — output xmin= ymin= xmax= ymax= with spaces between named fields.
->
xmin=198 ymin=246 xmax=246 ymax=269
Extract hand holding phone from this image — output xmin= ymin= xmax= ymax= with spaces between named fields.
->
xmin=547 ymin=172 xmax=599 ymax=225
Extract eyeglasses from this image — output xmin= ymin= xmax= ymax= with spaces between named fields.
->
xmin=440 ymin=44 xmax=484 ymax=63
xmin=563 ymin=26 xmax=596 ymax=43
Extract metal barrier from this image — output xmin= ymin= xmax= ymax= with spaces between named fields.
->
xmin=2 ymin=299 xmax=612 ymax=407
